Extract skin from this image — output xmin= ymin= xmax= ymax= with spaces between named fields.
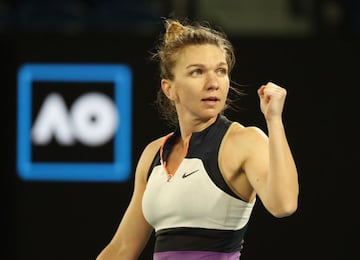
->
xmin=96 ymin=44 xmax=299 ymax=260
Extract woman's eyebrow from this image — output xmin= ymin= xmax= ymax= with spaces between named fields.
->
xmin=185 ymin=63 xmax=205 ymax=69
xmin=185 ymin=62 xmax=227 ymax=69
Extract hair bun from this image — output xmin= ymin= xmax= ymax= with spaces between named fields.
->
xmin=164 ymin=20 xmax=187 ymax=45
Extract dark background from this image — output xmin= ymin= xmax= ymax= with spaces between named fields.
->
xmin=2 ymin=1 xmax=359 ymax=259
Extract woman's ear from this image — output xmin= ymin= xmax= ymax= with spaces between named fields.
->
xmin=161 ymin=79 xmax=175 ymax=100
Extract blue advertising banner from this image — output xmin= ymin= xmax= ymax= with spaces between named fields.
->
xmin=17 ymin=63 xmax=132 ymax=182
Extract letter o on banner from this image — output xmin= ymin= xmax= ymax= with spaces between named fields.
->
xmin=70 ymin=92 xmax=118 ymax=146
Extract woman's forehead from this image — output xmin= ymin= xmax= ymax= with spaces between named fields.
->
xmin=175 ymin=44 xmax=227 ymax=66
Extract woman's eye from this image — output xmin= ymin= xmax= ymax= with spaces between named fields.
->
xmin=191 ymin=69 xmax=202 ymax=76
xmin=217 ymin=68 xmax=227 ymax=75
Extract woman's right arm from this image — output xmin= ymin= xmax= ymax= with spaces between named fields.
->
xmin=96 ymin=138 xmax=163 ymax=260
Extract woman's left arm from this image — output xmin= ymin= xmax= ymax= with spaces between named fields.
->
xmin=246 ymin=82 xmax=299 ymax=217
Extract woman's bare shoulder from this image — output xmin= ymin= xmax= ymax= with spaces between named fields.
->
xmin=138 ymin=133 xmax=171 ymax=166
xmin=143 ymin=133 xmax=170 ymax=154
xmin=228 ymin=122 xmax=268 ymax=142
xmin=135 ymin=135 xmax=168 ymax=180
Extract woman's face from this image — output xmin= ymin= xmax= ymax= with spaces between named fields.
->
xmin=163 ymin=44 xmax=230 ymax=122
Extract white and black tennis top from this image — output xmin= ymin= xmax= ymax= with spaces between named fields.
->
xmin=142 ymin=115 xmax=255 ymax=260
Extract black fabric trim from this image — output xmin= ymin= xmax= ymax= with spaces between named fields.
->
xmin=146 ymin=151 xmax=161 ymax=181
xmin=186 ymin=115 xmax=240 ymax=199
xmin=154 ymin=226 xmax=247 ymax=253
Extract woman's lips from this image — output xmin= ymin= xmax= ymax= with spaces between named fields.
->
xmin=201 ymin=97 xmax=219 ymax=105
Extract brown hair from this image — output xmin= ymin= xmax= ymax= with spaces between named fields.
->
xmin=152 ymin=18 xmax=241 ymax=127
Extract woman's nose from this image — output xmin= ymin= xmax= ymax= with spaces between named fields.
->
xmin=205 ymin=72 xmax=219 ymax=90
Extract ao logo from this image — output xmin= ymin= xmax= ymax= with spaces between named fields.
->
xmin=17 ymin=63 xmax=132 ymax=182
xmin=32 ymin=92 xmax=118 ymax=146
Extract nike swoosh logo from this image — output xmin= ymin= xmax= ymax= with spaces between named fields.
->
xmin=182 ymin=169 xmax=199 ymax=178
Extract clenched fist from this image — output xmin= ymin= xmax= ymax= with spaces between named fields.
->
xmin=257 ymin=82 xmax=287 ymax=121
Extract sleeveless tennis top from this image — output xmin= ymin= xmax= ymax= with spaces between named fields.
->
xmin=142 ymin=115 xmax=255 ymax=260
